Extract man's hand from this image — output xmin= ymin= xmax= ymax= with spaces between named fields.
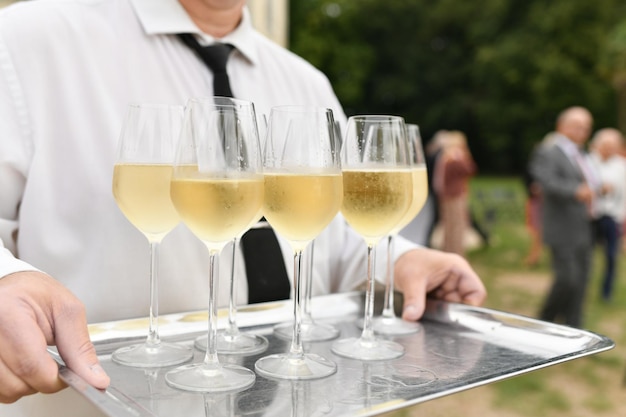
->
xmin=394 ymin=248 xmax=487 ymax=321
xmin=575 ymin=184 xmax=593 ymax=205
xmin=0 ymin=271 xmax=110 ymax=403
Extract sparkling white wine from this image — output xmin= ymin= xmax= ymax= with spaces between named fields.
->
xmin=263 ymin=172 xmax=343 ymax=251
xmin=170 ymin=176 xmax=264 ymax=251
xmin=341 ymin=169 xmax=412 ymax=245
xmin=113 ymin=163 xmax=180 ymax=241
xmin=390 ymin=165 xmax=428 ymax=234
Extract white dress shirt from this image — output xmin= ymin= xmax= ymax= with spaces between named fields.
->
xmin=589 ymin=152 xmax=626 ymax=223
xmin=0 ymin=0 xmax=420 ymax=415
xmin=0 ymin=0 xmax=418 ymax=321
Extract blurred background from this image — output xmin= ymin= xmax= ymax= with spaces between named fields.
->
xmin=2 ymin=0 xmax=625 ymax=415
xmin=287 ymin=2 xmax=626 ymax=416
xmin=288 ymin=4 xmax=626 ymax=417
xmin=290 ymin=0 xmax=626 ymax=174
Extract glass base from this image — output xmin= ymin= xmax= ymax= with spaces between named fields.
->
xmin=356 ymin=316 xmax=422 ymax=336
xmin=255 ymin=353 xmax=337 ymax=380
xmin=111 ymin=342 xmax=193 ymax=368
xmin=331 ymin=336 xmax=404 ymax=361
xmin=194 ymin=332 xmax=269 ymax=356
xmin=165 ymin=363 xmax=256 ymax=393
xmin=273 ymin=321 xmax=340 ymax=342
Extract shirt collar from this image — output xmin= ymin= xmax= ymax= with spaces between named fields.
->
xmin=129 ymin=0 xmax=259 ymax=64
xmin=554 ymin=132 xmax=582 ymax=156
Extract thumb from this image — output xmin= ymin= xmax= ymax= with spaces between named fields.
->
xmin=54 ymin=306 xmax=110 ymax=389
xmin=400 ymin=276 xmax=428 ymax=322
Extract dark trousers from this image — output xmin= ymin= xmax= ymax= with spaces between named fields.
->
xmin=594 ymin=215 xmax=621 ymax=300
xmin=541 ymin=243 xmax=592 ymax=328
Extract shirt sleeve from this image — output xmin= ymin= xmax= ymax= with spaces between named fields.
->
xmin=0 ymin=16 xmax=37 ymax=277
xmin=327 ymin=214 xmax=420 ymax=293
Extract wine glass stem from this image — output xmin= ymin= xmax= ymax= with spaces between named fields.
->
xmin=226 ymin=237 xmax=239 ymax=336
xmin=147 ymin=241 xmax=161 ymax=346
xmin=289 ymin=250 xmax=305 ymax=357
xmin=361 ymin=244 xmax=376 ymax=342
xmin=303 ymin=240 xmax=315 ymax=321
xmin=381 ymin=234 xmax=396 ymax=319
xmin=203 ymin=250 xmax=221 ymax=368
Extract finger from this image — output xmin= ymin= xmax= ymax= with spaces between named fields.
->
xmin=460 ymin=283 xmax=488 ymax=306
xmin=53 ymin=301 xmax=110 ymax=389
xmin=439 ymin=256 xmax=487 ymax=307
xmin=440 ymin=278 xmax=487 ymax=306
xmin=458 ymin=260 xmax=487 ymax=305
xmin=436 ymin=270 xmax=462 ymax=295
xmin=0 ymin=357 xmax=37 ymax=404
xmin=440 ymin=290 xmax=464 ymax=303
xmin=0 ymin=314 xmax=66 ymax=395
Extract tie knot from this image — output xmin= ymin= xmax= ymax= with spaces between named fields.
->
xmin=177 ymin=34 xmax=234 ymax=74
xmin=177 ymin=33 xmax=235 ymax=97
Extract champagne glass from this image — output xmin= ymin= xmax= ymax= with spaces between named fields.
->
xmin=371 ymin=123 xmax=428 ymax=335
xmin=165 ymin=97 xmax=262 ymax=392
xmin=194 ymin=226 xmax=269 ymax=355
xmin=111 ymin=103 xmax=193 ymax=367
xmin=273 ymin=120 xmax=344 ymax=342
xmin=331 ymin=115 xmax=412 ymax=360
xmin=194 ymin=113 xmax=268 ymax=355
xmin=272 ymin=239 xmax=340 ymax=342
xmin=254 ymin=105 xmax=342 ymax=380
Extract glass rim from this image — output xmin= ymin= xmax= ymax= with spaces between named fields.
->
xmin=269 ymin=104 xmax=333 ymax=114
xmin=187 ymin=96 xmax=253 ymax=106
xmin=348 ymin=114 xmax=405 ymax=122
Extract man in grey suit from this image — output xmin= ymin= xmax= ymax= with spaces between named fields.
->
xmin=529 ymin=106 xmax=597 ymax=328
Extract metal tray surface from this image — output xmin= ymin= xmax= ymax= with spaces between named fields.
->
xmin=53 ymin=292 xmax=614 ymax=417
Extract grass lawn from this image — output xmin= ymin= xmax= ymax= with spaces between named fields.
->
xmin=385 ymin=176 xmax=626 ymax=417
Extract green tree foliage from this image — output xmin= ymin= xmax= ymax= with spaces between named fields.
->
xmin=290 ymin=0 xmax=626 ymax=173
xmin=598 ymin=20 xmax=626 ymax=133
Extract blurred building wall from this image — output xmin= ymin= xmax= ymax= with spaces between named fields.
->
xmin=249 ymin=0 xmax=289 ymax=48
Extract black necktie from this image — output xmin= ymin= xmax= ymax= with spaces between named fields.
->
xmin=177 ymin=33 xmax=291 ymax=303
xmin=177 ymin=33 xmax=234 ymax=97
xmin=240 ymin=221 xmax=291 ymax=304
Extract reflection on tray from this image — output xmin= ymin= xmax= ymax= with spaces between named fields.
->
xmin=64 ymin=292 xmax=613 ymax=417
xmin=89 ymin=317 xmax=173 ymax=334
xmin=424 ymin=300 xmax=603 ymax=356
xmin=177 ymin=302 xmax=284 ymax=323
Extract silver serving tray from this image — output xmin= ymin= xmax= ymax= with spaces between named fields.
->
xmin=50 ymin=292 xmax=614 ymax=416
